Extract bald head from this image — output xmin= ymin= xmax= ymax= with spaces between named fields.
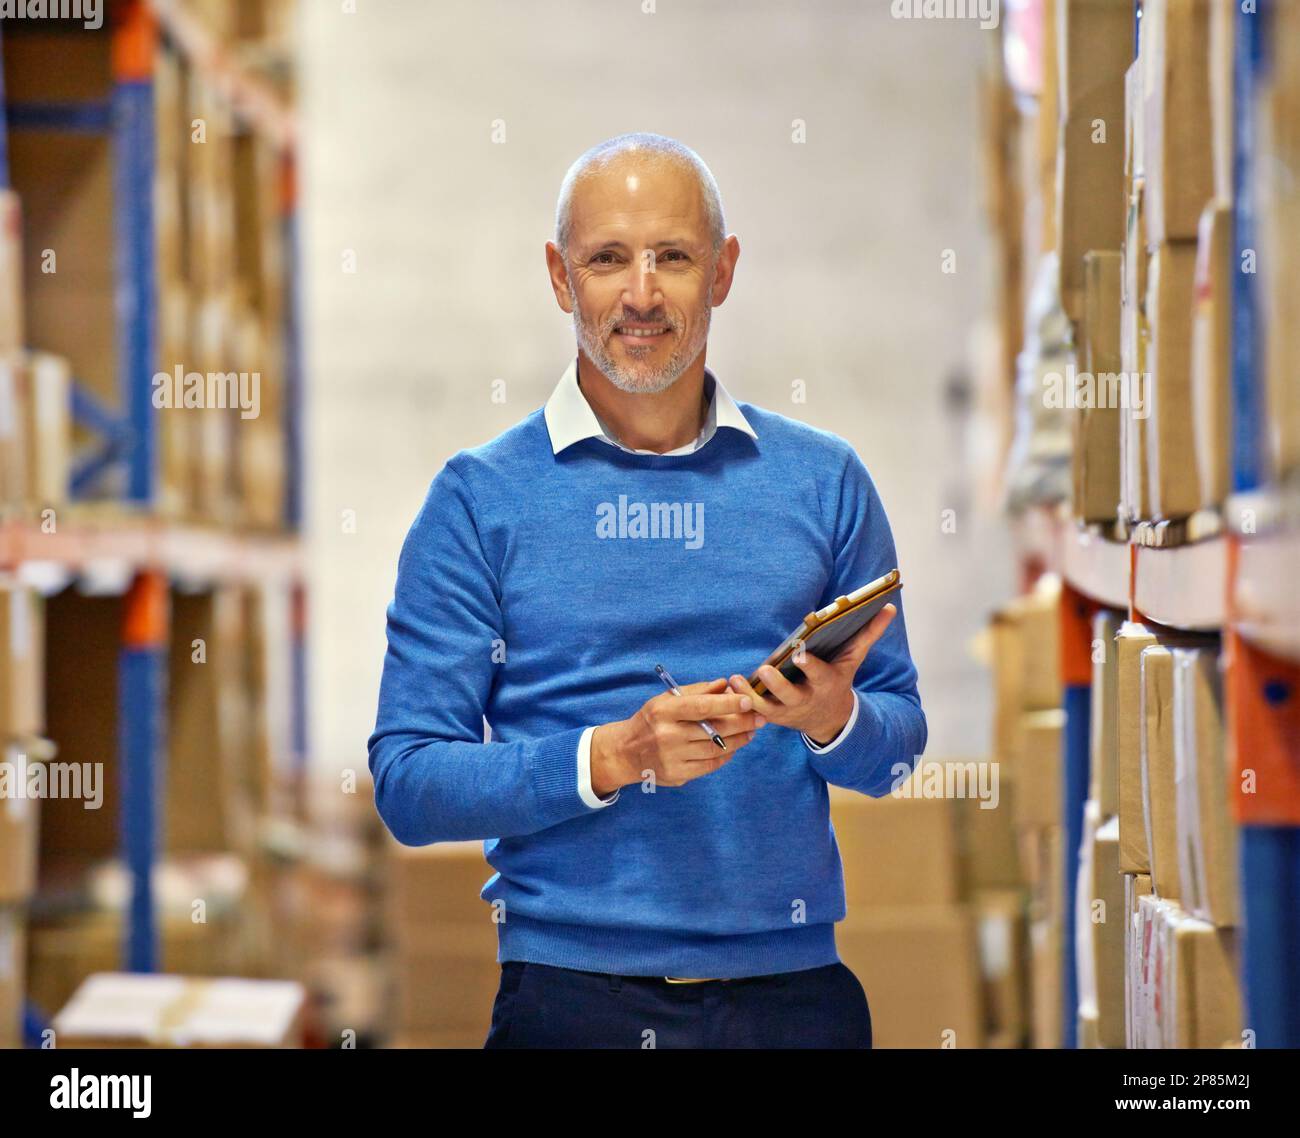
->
xmin=554 ymin=132 xmax=725 ymax=260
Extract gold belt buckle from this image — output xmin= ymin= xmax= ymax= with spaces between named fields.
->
xmin=664 ymin=976 xmax=720 ymax=983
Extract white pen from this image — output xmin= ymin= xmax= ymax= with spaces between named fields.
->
xmin=654 ymin=664 xmax=728 ymax=750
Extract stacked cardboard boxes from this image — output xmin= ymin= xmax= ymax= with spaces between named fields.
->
xmin=1055 ymin=0 xmax=1132 ymax=326
xmin=988 ymin=574 xmax=1064 ymax=1047
xmin=51 ymin=972 xmax=306 ymax=1048
xmin=0 ymin=579 xmax=47 ymax=1048
xmin=385 ymin=839 xmax=501 ymax=1048
xmin=1140 ymin=0 xmax=1219 ymax=522
xmin=1077 ymin=613 xmax=1244 ymax=1047
xmin=831 ymin=765 xmax=994 ymax=1049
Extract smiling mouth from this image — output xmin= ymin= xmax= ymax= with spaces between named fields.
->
xmin=612 ymin=323 xmax=671 ymax=343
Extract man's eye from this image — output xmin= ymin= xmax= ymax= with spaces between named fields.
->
xmin=660 ymin=251 xmax=685 ymax=262
xmin=592 ymin=252 xmax=618 ymax=265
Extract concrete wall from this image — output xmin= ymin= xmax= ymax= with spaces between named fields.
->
xmin=300 ymin=0 xmax=1016 ymax=782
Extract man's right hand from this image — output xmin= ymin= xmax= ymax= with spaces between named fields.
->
xmin=590 ymin=678 xmax=765 ymax=797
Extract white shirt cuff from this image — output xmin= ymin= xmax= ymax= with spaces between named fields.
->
xmin=801 ymin=692 xmax=860 ymax=754
xmin=577 ymin=725 xmax=620 ymax=808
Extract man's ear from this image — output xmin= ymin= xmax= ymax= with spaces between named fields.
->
xmin=545 ymin=241 xmax=575 ymax=314
xmin=710 ymin=234 xmax=741 ymax=307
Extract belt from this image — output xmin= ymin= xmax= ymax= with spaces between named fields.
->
xmin=663 ymin=976 xmax=728 ymax=983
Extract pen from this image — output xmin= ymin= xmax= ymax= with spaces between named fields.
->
xmin=654 ymin=664 xmax=728 ymax=750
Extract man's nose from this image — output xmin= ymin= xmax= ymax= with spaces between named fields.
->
xmin=622 ymin=253 xmax=663 ymax=311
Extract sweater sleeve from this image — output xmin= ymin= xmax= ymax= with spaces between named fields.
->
xmin=802 ymin=448 xmax=928 ymax=796
xmin=367 ymin=462 xmax=604 ymax=844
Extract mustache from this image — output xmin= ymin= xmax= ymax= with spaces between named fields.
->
xmin=603 ymin=311 xmax=676 ymax=332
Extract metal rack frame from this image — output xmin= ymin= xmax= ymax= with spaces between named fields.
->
xmin=0 ymin=0 xmax=306 ymax=1042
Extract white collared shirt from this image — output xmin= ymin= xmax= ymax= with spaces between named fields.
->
xmin=539 ymin=358 xmax=859 ymax=808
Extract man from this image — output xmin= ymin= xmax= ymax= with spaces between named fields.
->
xmin=368 ymin=132 xmax=927 ymax=1049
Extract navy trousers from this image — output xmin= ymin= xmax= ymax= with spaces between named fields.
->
xmin=483 ymin=960 xmax=872 ymax=1049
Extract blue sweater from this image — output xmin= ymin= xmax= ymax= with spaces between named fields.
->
xmin=368 ymin=401 xmax=928 ymax=978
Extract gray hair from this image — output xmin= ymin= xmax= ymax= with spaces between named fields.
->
xmin=554 ymin=132 xmax=725 ymax=258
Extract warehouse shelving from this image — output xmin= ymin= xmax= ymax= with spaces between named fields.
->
xmin=990 ymin=0 xmax=1299 ymax=1049
xmin=0 ymin=0 xmax=307 ymax=1042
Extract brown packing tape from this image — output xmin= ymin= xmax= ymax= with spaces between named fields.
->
xmin=154 ymin=977 xmax=214 ymax=1045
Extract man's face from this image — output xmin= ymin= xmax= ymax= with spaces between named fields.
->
xmin=559 ymin=161 xmax=719 ymax=393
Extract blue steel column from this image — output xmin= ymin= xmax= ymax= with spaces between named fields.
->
xmin=119 ymin=571 xmax=169 ymax=972
xmin=111 ymin=5 xmax=158 ymax=505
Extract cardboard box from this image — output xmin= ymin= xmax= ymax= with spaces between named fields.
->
xmin=1118 ymin=624 xmax=1159 ymax=873
xmin=1036 ymin=0 xmax=1060 ymax=254
xmin=1208 ymin=0 xmax=1235 ymax=206
xmin=21 ymin=351 xmax=71 ymax=512
xmin=973 ymin=888 xmax=1027 ymax=1048
xmin=960 ymin=774 xmax=1022 ymax=891
xmin=1073 ymin=251 xmax=1123 ymax=522
xmin=830 ymin=775 xmax=963 ymax=908
xmin=0 ymin=741 xmax=41 ymax=903
xmin=8 ymin=31 xmax=118 ymax=415
xmin=1141 ymin=645 xmax=1180 ymax=901
xmin=52 ymin=972 xmax=306 ymax=1048
xmin=1144 ymin=241 xmax=1200 ymax=520
xmin=1117 ymin=623 xmax=1157 ymax=873
xmin=836 ymin=905 xmax=983 ymax=1048
xmin=1124 ymin=60 xmax=1144 ymax=190
xmin=387 ymin=839 xmax=493 ymax=932
xmin=0 ymin=905 xmax=24 ymax=1048
xmin=1123 ymin=872 xmax=1153 ymax=1045
xmin=0 ymin=356 xmax=27 ymax=507
xmin=0 ymin=580 xmax=44 ymax=740
xmin=1057 ymin=83 xmax=1128 ymax=323
xmin=1016 ymin=710 xmax=1065 ymax=829
xmin=1055 ymin=0 xmax=1133 ymax=322
xmin=1089 ymin=609 xmax=1122 ymax=818
xmin=1190 ymin=203 xmax=1233 ymax=508
xmin=393 ymin=932 xmax=500 ymax=1034
xmin=0 ymin=192 xmax=24 ymax=356
xmin=1029 ymin=914 xmax=1061 ymax=1048
xmin=1091 ymin=816 xmax=1126 ymax=1047
xmin=1120 ymin=184 xmax=1151 ymax=521
xmin=1134 ymin=901 xmax=1242 ymax=1048
xmin=1143 ymin=0 xmax=1214 ymax=244
xmin=1017 ymin=576 xmax=1062 ymax=713
xmin=1171 ymin=918 xmax=1242 ymax=1047
xmin=1172 ymin=647 xmax=1239 ymax=926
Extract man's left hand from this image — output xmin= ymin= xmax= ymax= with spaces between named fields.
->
xmin=727 ymin=603 xmax=897 ymax=746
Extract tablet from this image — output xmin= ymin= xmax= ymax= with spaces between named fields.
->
xmin=747 ymin=569 xmax=902 ymax=696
